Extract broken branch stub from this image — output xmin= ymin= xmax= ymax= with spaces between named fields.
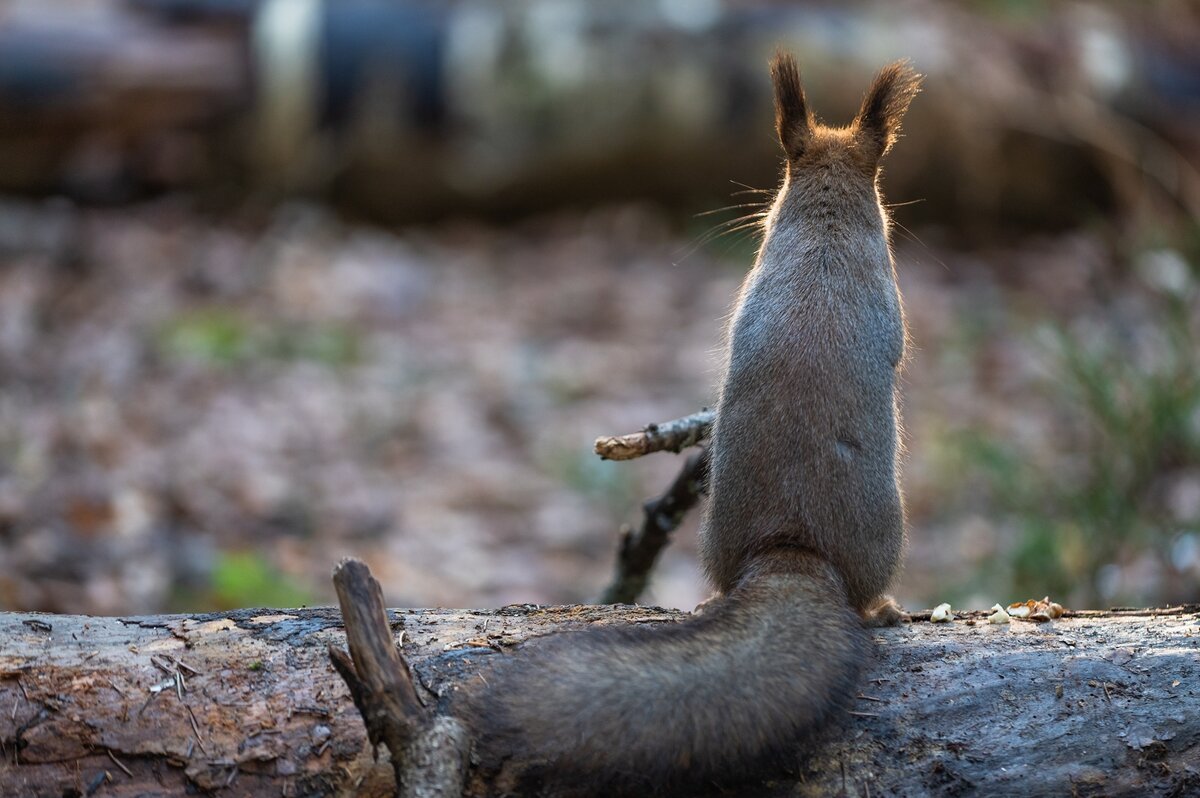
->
xmin=330 ymin=558 xmax=469 ymax=798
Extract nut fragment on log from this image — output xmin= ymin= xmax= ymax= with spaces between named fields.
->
xmin=1 ymin=603 xmax=1198 ymax=796
xmin=593 ymin=409 xmax=715 ymax=461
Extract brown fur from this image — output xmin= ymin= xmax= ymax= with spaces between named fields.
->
xmin=450 ymin=53 xmax=922 ymax=796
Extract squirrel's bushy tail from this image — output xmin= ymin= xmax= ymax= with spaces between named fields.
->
xmin=455 ymin=549 xmax=866 ymax=795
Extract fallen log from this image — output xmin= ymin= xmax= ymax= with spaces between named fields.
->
xmin=1 ymin=601 xmax=1198 ymax=796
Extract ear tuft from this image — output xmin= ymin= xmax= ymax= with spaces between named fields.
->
xmin=854 ymin=60 xmax=922 ymax=163
xmin=770 ymin=50 xmax=812 ymax=158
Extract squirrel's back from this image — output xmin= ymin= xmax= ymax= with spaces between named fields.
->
xmin=701 ymin=59 xmax=919 ymax=609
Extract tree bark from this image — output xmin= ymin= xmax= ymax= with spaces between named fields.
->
xmin=2 ymin=604 xmax=1198 ymax=797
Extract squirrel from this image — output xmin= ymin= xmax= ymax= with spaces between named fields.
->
xmin=449 ymin=53 xmax=922 ymax=796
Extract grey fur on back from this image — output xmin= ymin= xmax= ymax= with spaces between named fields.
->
xmin=450 ymin=54 xmax=921 ymax=796
xmin=701 ymin=55 xmax=919 ymax=609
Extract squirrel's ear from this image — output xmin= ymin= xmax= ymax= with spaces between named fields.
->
xmin=770 ymin=51 xmax=812 ymax=159
xmin=853 ymin=61 xmax=922 ymax=164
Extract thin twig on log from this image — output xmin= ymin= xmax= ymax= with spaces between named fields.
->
xmin=593 ymin=409 xmax=714 ymax=461
xmin=593 ymin=410 xmax=715 ymax=602
xmin=599 ymin=447 xmax=710 ymax=605
xmin=330 ymin=559 xmax=469 ymax=798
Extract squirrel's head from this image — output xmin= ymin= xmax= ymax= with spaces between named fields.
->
xmin=771 ymin=52 xmax=922 ymax=178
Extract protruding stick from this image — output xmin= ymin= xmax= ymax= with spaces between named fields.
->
xmin=593 ymin=409 xmax=715 ymax=461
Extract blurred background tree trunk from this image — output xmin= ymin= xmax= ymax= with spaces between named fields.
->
xmin=2 ymin=0 xmax=1197 ymax=234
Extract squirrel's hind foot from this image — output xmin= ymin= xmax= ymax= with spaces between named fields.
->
xmin=860 ymin=595 xmax=910 ymax=627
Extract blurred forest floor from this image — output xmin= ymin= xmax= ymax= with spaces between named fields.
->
xmin=0 ymin=196 xmax=1198 ymax=615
